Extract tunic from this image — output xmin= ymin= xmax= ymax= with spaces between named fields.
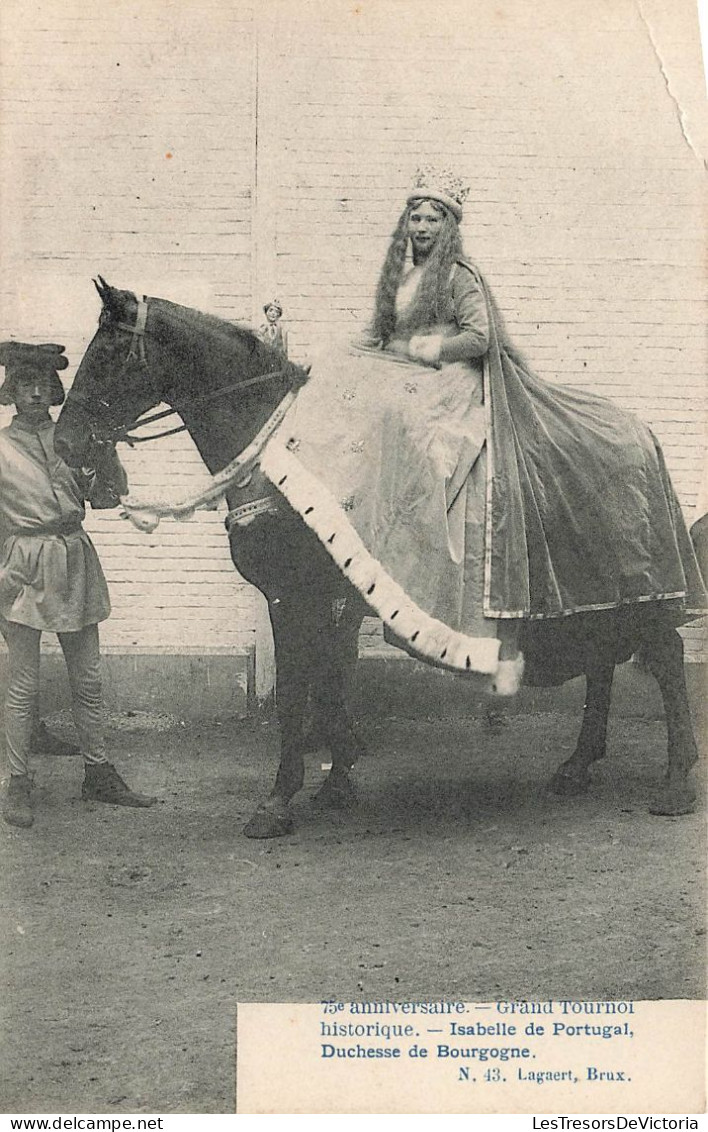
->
xmin=0 ymin=418 xmax=111 ymax=632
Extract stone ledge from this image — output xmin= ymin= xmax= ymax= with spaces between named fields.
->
xmin=0 ymin=646 xmax=704 ymax=726
xmin=0 ymin=648 xmax=255 ymax=721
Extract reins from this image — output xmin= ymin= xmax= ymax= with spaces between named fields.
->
xmin=112 ymin=370 xmax=294 ymax=444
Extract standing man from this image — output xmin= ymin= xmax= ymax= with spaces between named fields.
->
xmin=0 ymin=341 xmax=156 ymax=828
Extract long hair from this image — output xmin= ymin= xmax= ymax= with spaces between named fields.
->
xmin=370 ymin=199 xmax=464 ymax=342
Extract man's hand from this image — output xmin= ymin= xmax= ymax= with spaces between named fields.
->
xmin=86 ymin=441 xmax=129 ymax=509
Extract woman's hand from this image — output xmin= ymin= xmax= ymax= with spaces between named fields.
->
xmin=408 ymin=334 xmax=443 ymax=367
xmin=384 ymin=337 xmax=410 ymax=358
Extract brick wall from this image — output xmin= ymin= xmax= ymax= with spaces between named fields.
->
xmin=0 ymin=0 xmax=705 ymax=671
xmin=262 ymin=0 xmax=707 ymax=657
xmin=0 ymin=0 xmax=258 ymax=655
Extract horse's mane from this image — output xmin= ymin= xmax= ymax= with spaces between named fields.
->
xmin=149 ymin=295 xmax=258 ymax=348
xmin=123 ymin=291 xmax=309 ymax=390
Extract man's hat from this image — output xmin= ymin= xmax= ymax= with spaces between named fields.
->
xmin=0 ymin=342 xmax=68 ymax=406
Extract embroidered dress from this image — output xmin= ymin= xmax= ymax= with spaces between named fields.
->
xmin=261 ymin=261 xmax=706 ymax=680
xmin=262 ymin=262 xmax=501 ymax=675
xmin=0 ymin=419 xmax=110 ymax=632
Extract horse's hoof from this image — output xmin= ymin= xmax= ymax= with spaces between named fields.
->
xmin=243 ymin=805 xmax=294 ymax=839
xmin=314 ymin=775 xmax=357 ymax=809
xmin=549 ymin=765 xmax=590 ymax=797
xmin=649 ymin=785 xmax=697 ymax=817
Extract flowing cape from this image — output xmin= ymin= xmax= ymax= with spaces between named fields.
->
xmin=260 ymin=266 xmax=706 ymax=682
xmin=477 ymin=266 xmax=705 ymax=620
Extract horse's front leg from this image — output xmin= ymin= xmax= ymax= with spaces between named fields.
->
xmin=643 ymin=627 xmax=699 ymax=816
xmin=243 ymin=597 xmax=311 ymax=838
xmin=312 ymin=595 xmax=367 ymax=810
xmin=550 ymin=661 xmax=614 ymax=796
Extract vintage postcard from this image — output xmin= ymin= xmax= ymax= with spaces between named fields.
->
xmin=0 ymin=0 xmax=705 ymax=1118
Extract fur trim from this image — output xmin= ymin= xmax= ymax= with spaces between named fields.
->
xmin=407 ymin=189 xmax=463 ymax=222
xmin=485 ymin=653 xmax=525 ymax=697
xmin=409 ymin=334 xmax=443 ymax=366
xmin=260 ymin=440 xmax=502 ymax=678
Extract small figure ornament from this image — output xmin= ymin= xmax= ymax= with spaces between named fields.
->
xmin=257 ymin=299 xmax=288 ymax=357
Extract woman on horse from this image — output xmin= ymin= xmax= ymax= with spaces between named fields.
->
xmin=261 ymin=167 xmax=705 ymax=688
xmin=0 ymin=341 xmax=156 ymax=828
xmin=363 ymin=166 xmax=521 ymax=677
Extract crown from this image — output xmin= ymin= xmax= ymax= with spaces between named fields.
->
xmin=408 ymin=165 xmax=470 ymax=220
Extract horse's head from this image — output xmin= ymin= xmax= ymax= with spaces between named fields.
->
xmin=55 ymin=277 xmax=309 ymax=470
xmin=55 ymin=278 xmax=170 ymax=467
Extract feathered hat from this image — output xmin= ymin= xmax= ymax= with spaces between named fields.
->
xmin=0 ymin=342 xmax=68 ymax=406
xmin=407 ymin=165 xmax=470 ymax=222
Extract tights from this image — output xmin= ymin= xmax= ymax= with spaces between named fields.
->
xmin=2 ymin=618 xmax=107 ymax=777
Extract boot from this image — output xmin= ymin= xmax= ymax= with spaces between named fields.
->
xmin=30 ymin=720 xmax=80 ymax=758
xmin=82 ymin=762 xmax=157 ymax=808
xmin=2 ymin=774 xmax=34 ymax=828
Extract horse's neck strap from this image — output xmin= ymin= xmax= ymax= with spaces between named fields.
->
xmin=116 ymin=298 xmax=148 ymax=365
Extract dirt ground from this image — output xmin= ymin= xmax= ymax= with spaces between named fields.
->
xmin=0 ymin=704 xmax=705 ymax=1113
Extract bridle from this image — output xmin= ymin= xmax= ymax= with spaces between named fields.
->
xmin=73 ymin=296 xmax=297 ymax=447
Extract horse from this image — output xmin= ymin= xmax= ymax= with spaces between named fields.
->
xmin=54 ymin=280 xmax=703 ymax=835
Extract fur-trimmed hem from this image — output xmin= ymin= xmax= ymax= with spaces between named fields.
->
xmin=486 ymin=653 xmax=525 ymax=697
xmin=260 ymin=439 xmax=502 ymax=678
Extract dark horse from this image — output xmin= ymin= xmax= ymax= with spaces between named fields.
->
xmin=54 ymin=281 xmax=702 ymax=835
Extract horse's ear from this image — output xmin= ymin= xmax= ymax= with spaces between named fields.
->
xmin=94 ymin=276 xmax=112 ymax=303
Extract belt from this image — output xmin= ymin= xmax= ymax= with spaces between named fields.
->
xmin=8 ymin=520 xmax=84 ymax=538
